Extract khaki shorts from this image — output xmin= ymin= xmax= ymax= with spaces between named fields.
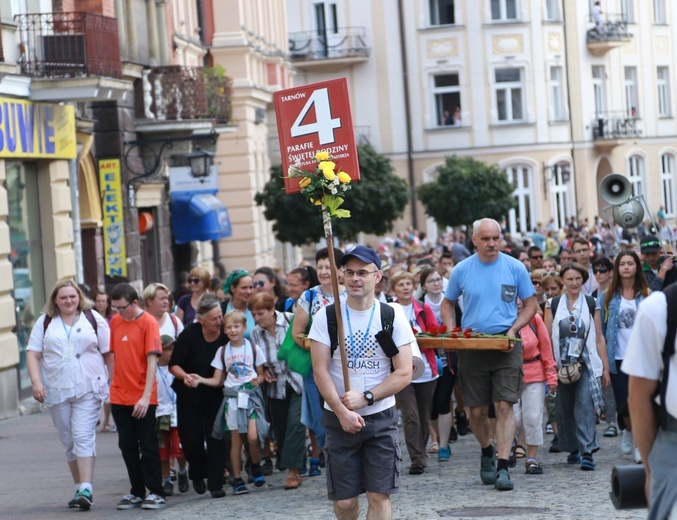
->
xmin=322 ymin=407 xmax=401 ymax=501
xmin=458 ymin=344 xmax=523 ymax=407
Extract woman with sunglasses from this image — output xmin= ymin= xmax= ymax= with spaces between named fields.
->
xmin=530 ymin=269 xmax=547 ymax=313
xmin=591 ymin=258 xmax=613 ymax=299
xmin=599 ymin=252 xmax=650 ymax=462
xmin=253 ymin=267 xmax=289 ymax=312
xmin=176 ymin=267 xmax=211 ymax=325
xmin=544 ymin=263 xmax=610 ymax=471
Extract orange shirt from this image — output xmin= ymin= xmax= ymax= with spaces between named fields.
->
xmin=109 ymin=311 xmax=161 ymax=406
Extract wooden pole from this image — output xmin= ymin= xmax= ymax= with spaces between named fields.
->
xmin=323 ymin=210 xmax=350 ymax=392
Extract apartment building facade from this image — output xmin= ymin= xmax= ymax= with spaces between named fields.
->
xmin=285 ymin=0 xmax=677 ymax=240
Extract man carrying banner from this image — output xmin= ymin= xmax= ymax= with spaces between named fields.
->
xmin=309 ymin=245 xmax=414 ymax=520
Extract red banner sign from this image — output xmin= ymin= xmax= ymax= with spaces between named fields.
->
xmin=274 ymin=78 xmax=360 ymax=194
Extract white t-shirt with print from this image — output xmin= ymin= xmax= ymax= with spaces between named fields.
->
xmin=211 ymin=340 xmax=266 ymax=389
xmin=308 ymin=300 xmax=415 ymax=416
xmin=616 ymin=297 xmax=636 ymax=360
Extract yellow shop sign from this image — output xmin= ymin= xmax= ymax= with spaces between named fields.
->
xmin=0 ymin=98 xmax=76 ymax=159
xmin=99 ymin=159 xmax=128 ymax=278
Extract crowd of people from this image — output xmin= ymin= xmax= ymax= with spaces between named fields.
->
xmin=24 ymin=213 xmax=677 ymax=516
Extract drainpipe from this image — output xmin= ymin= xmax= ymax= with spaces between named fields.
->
xmin=211 ymin=239 xmax=226 ymax=279
xmin=562 ymin=3 xmax=579 ymax=220
xmin=69 ymin=157 xmax=84 ymax=285
xmin=397 ymin=0 xmax=418 ymax=230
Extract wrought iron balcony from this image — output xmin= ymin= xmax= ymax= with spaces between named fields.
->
xmin=140 ymin=66 xmax=232 ymax=124
xmin=15 ymin=12 xmax=121 ymax=78
xmin=289 ymin=27 xmax=369 ymax=66
xmin=586 ymin=13 xmax=632 ymax=55
xmin=592 ymin=111 xmax=642 ymax=140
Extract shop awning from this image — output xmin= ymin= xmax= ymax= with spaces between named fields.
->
xmin=171 ymin=193 xmax=232 ymax=244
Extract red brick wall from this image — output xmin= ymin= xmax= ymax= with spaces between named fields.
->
xmin=53 ymin=0 xmax=115 ymax=16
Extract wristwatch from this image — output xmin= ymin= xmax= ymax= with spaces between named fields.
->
xmin=363 ymin=390 xmax=375 ymax=406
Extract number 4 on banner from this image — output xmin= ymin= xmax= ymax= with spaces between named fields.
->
xmin=290 ymin=88 xmax=342 ymax=145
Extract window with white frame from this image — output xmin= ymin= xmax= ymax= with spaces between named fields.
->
xmin=430 ymin=0 xmax=455 ymax=25
xmin=504 ymin=164 xmax=534 ymax=235
xmin=657 ymin=67 xmax=672 ymax=117
xmin=592 ymin=65 xmax=606 ymax=116
xmin=495 ymin=68 xmax=524 ymax=122
xmin=654 ymin=0 xmax=667 ymax=24
xmin=661 ymin=154 xmax=675 ymax=217
xmin=550 ymin=163 xmax=573 ymax=231
xmin=549 ymin=66 xmax=566 ymax=121
xmin=545 ymin=0 xmax=560 ymax=20
xmin=433 ymin=74 xmax=462 ymax=126
xmin=624 ymin=66 xmax=639 ymax=117
xmin=621 ymin=0 xmax=635 ymax=22
xmin=628 ymin=155 xmax=644 ymax=197
xmin=491 ymin=0 xmax=518 ymax=21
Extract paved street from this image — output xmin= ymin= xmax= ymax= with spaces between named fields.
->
xmin=2 ymin=405 xmax=646 ymax=519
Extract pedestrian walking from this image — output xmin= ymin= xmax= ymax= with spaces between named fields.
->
xmin=26 ymin=279 xmax=112 ymax=510
xmin=441 ymin=218 xmax=538 ymax=491
xmin=309 ymin=245 xmax=415 ymax=519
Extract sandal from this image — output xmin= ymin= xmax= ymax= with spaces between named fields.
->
xmin=515 ymin=445 xmax=527 ymax=459
xmin=101 ymin=425 xmax=111 ymax=433
xmin=525 ymin=460 xmax=543 ymax=475
xmin=428 ymin=442 xmax=439 ymax=454
xmin=284 ymin=473 xmax=302 ymax=490
xmin=508 ymin=439 xmax=517 ymax=468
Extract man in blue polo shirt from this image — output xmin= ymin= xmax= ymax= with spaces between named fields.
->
xmin=441 ymin=218 xmax=537 ymax=491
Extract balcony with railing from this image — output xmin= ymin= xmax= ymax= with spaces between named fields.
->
xmin=591 ymin=111 xmax=642 ymax=149
xmin=15 ymin=12 xmax=121 ymax=78
xmin=136 ymin=65 xmax=232 ymax=133
xmin=586 ymin=13 xmax=632 ymax=56
xmin=288 ymin=27 xmax=369 ymax=70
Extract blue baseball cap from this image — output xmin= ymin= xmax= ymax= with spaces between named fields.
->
xmin=339 ymin=245 xmax=381 ymax=270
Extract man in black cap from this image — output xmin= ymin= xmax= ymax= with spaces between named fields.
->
xmin=641 ymin=234 xmax=676 ymax=291
xmin=309 ymin=245 xmax=415 ymax=520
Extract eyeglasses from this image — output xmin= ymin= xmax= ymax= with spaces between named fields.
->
xmin=112 ymin=302 xmax=132 ymax=312
xmin=426 ymin=278 xmax=443 ymax=284
xmin=532 ymin=280 xmax=542 ymax=286
xmin=252 ymin=281 xmax=265 ymax=288
xmin=530 ymin=255 xmax=543 ymax=260
xmin=593 ymin=267 xmax=609 ymax=274
xmin=343 ymin=269 xmax=379 ymax=279
xmin=545 ymin=271 xmax=558 ymax=277
xmin=188 ymin=277 xmax=201 ymax=284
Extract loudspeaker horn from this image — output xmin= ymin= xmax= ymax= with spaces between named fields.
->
xmin=600 ymin=173 xmax=632 ymax=205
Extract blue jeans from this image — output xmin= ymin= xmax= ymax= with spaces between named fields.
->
xmin=556 ymin=366 xmax=599 ymax=455
xmin=301 ymin=368 xmax=326 ymax=449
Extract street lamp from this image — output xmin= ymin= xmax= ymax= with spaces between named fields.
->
xmin=186 ymin=148 xmax=215 ymax=180
xmin=542 ymin=161 xmax=571 ymax=197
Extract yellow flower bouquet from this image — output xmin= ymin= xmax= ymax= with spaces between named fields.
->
xmin=287 ymin=151 xmax=352 ymax=219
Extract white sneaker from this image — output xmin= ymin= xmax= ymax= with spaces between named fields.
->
xmin=141 ymin=494 xmax=166 ymax=510
xmin=620 ymin=430 xmax=634 ymax=455
xmin=634 ymin=447 xmax=642 ymax=464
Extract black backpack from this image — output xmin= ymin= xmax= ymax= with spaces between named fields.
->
xmin=657 ymin=284 xmax=677 ymax=426
xmin=326 ymin=301 xmax=394 ymax=359
xmin=550 ymin=294 xmax=597 ymax=322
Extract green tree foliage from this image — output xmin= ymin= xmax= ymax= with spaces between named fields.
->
xmin=254 ymin=144 xmax=409 ymax=245
xmin=417 ymin=155 xmax=516 ymax=229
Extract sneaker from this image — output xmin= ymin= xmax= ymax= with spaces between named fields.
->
xmin=262 ymin=458 xmax=274 ymax=476
xmin=75 ymin=489 xmax=93 ymax=510
xmin=567 ymin=451 xmax=582 ymax=465
xmin=309 ymin=457 xmax=321 ymax=477
xmin=438 ymin=445 xmax=451 ymax=462
xmin=621 ymin=430 xmax=634 ymax=455
xmin=455 ymin=410 xmax=469 ymax=436
xmin=116 ymin=494 xmax=143 ymax=510
xmin=604 ymin=424 xmax=618 ymax=437
xmin=299 ymin=466 xmax=308 ymax=476
xmin=252 ymin=474 xmax=266 ymax=488
xmin=68 ymin=491 xmax=79 ymax=508
xmin=141 ymin=494 xmax=166 ymax=510
xmin=480 ymin=452 xmax=497 ymax=485
xmin=545 ymin=422 xmax=554 ymax=434
xmin=408 ymin=465 xmax=425 ymax=475
xmin=449 ymin=426 xmax=458 ymax=443
xmin=634 ymin=447 xmax=642 ymax=464
xmin=232 ymin=478 xmax=249 ymax=495
xmin=193 ymin=478 xmax=207 ymax=495
xmin=549 ymin=435 xmax=561 ymax=453
xmin=178 ymin=470 xmax=189 ymax=493
xmin=210 ymin=488 xmax=226 ymax=498
xmin=163 ymin=480 xmax=174 ymax=497
xmin=580 ymin=453 xmax=595 ymax=471
xmin=495 ymin=469 xmax=514 ymax=491
xmin=170 ymin=468 xmax=177 ymax=481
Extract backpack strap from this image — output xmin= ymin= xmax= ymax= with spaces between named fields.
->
xmin=550 ymin=296 xmax=561 ymax=317
xmin=584 ymin=295 xmax=597 ymax=321
xmin=169 ymin=313 xmax=179 ymax=335
xmin=44 ymin=310 xmax=98 ymax=335
xmin=660 ymin=285 xmax=677 ymax=426
xmin=328 ymin=301 xmax=395 ymax=358
xmin=528 ymin=320 xmax=538 ymax=337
